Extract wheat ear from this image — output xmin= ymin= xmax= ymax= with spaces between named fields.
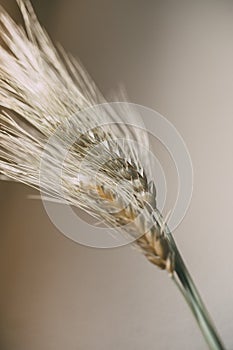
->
xmin=0 ymin=1 xmax=226 ymax=349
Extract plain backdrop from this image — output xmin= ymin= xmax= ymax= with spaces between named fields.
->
xmin=1 ymin=1 xmax=233 ymax=349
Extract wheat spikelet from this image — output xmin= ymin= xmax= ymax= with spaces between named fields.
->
xmin=0 ymin=0 xmax=174 ymax=273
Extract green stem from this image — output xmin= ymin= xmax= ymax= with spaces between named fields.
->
xmin=168 ymin=231 xmax=226 ymax=350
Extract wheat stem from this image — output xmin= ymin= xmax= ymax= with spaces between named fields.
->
xmin=169 ymin=232 xmax=226 ymax=350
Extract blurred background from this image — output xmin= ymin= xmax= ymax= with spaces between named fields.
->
xmin=1 ymin=0 xmax=233 ymax=349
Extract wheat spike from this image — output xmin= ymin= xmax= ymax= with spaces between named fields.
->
xmin=0 ymin=0 xmax=174 ymax=273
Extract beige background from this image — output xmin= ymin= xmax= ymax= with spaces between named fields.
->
xmin=1 ymin=0 xmax=233 ymax=349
